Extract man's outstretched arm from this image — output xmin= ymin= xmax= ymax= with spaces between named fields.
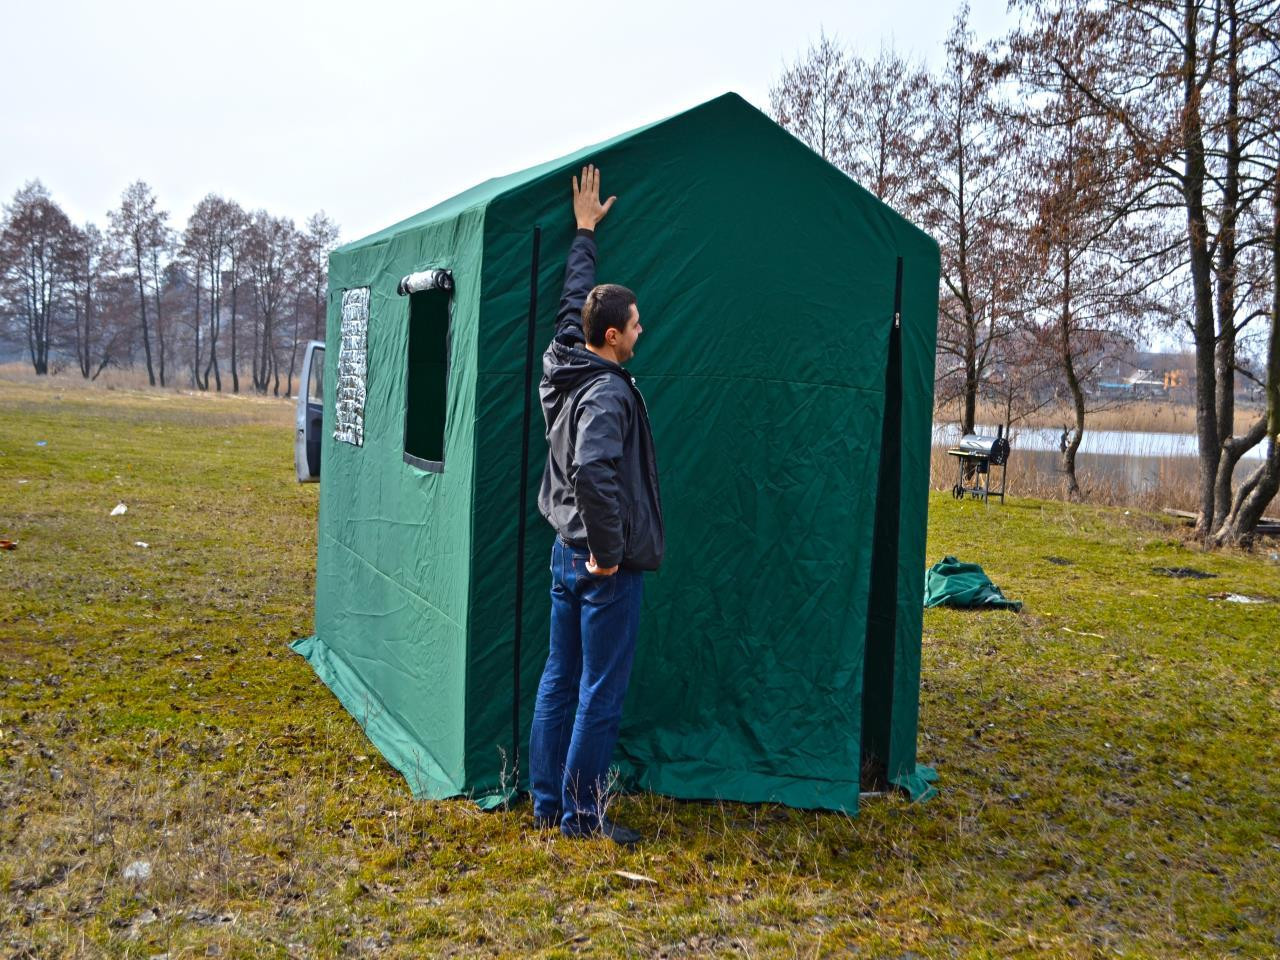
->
xmin=553 ymin=165 xmax=616 ymax=342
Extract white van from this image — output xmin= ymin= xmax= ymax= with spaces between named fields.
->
xmin=295 ymin=340 xmax=324 ymax=482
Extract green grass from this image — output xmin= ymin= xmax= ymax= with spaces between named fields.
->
xmin=2 ymin=374 xmax=1278 ymax=959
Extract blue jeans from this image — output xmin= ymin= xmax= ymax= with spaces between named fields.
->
xmin=529 ymin=538 xmax=644 ymax=831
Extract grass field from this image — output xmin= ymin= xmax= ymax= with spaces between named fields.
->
xmin=2 ymin=375 xmax=1279 ymax=959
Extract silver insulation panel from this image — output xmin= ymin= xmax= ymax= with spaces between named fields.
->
xmin=334 ymin=287 xmax=370 ymax=447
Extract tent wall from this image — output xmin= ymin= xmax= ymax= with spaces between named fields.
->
xmin=460 ymin=96 xmax=938 ymax=811
xmin=296 ymin=208 xmax=487 ymax=797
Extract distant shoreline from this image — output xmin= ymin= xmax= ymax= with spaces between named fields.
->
xmin=935 ymin=399 xmax=1266 ymax=437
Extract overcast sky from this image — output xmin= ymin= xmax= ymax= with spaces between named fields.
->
xmin=2 ymin=0 xmax=1016 ymax=244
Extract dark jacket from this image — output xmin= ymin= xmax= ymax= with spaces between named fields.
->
xmin=537 ymin=229 xmax=664 ymax=571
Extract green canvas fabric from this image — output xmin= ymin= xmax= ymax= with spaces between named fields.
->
xmin=291 ymin=93 xmax=940 ymax=813
xmin=891 ymin=763 xmax=939 ymax=803
xmin=923 ymin=556 xmax=1023 ymax=612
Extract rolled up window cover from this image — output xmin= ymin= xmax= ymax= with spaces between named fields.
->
xmin=398 ymin=269 xmax=453 ymax=296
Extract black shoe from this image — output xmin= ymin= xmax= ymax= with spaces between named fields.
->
xmin=533 ymin=811 xmax=561 ymax=830
xmin=561 ymin=817 xmax=643 ymax=847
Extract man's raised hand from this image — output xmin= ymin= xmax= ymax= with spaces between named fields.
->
xmin=573 ymin=164 xmax=616 ymax=231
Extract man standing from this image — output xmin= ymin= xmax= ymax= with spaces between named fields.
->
xmin=528 ymin=164 xmax=664 ymax=845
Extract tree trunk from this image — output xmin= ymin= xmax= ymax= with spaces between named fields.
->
xmin=957 ymin=143 xmax=976 ymax=438
xmin=192 ymin=260 xmax=205 ymax=390
xmin=17 ymin=217 xmax=52 ymax=375
xmin=252 ymin=303 xmax=263 ymax=393
xmin=1212 ymin=324 xmax=1237 ymax=527
xmin=73 ymin=252 xmax=91 ymax=379
xmin=962 ymin=315 xmax=978 ymax=437
xmin=152 ymin=253 xmax=167 ymax=387
xmin=1212 ymin=161 xmax=1280 ymax=546
xmin=262 ymin=311 xmax=275 ymax=395
xmin=1061 ymin=406 xmax=1085 ymax=500
xmin=80 ymin=274 xmax=94 ymax=379
xmin=73 ymin=288 xmax=88 ymax=378
xmin=205 ymin=280 xmax=221 ymax=392
xmin=1060 ymin=299 xmax=1084 ymax=500
xmin=1181 ymin=0 xmax=1220 ymax=536
xmin=1211 ymin=0 xmax=1242 ymax=532
xmin=313 ymin=287 xmax=325 ymax=343
xmin=26 ymin=249 xmax=51 ymax=375
xmin=1212 ymin=441 xmax=1280 ymax=547
xmin=285 ymin=295 xmax=302 ymax=397
xmin=40 ymin=260 xmax=51 ymax=375
xmin=1214 ymin=415 xmax=1268 ymax=536
xmin=229 ymin=268 xmax=240 ymax=393
xmin=134 ymin=244 xmax=156 ymax=386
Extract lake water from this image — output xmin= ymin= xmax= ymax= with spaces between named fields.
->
xmin=931 ymin=422 xmax=1270 ymax=502
xmin=932 ymin=423 xmax=1266 ymax=461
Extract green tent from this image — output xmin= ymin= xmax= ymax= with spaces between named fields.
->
xmin=291 ymin=92 xmax=940 ymax=813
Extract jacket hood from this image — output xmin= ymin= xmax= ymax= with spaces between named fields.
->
xmin=542 ymin=337 xmax=629 ymax=422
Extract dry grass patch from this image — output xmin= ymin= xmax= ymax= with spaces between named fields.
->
xmin=2 ymin=382 xmax=1279 ymax=957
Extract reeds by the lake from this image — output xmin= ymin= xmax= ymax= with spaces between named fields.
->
xmin=930 ymin=443 xmax=1260 ymax=514
xmin=933 ymin=398 xmax=1275 ymax=513
xmin=952 ymin=398 xmax=1265 ymax=437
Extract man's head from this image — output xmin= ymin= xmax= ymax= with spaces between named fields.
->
xmin=582 ymin=283 xmax=642 ymax=364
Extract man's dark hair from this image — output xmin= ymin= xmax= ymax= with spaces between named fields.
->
xmin=582 ymin=284 xmax=637 ymax=347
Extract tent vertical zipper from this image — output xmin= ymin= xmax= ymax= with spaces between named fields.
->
xmin=860 ymin=256 xmax=905 ymax=790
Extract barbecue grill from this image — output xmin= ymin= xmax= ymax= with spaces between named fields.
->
xmin=946 ymin=425 xmax=1010 ymax=503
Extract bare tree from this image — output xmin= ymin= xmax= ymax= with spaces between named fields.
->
xmin=65 ymin=222 xmax=116 ymax=379
xmin=0 ymin=181 xmax=335 ymax=394
xmin=917 ymin=6 xmax=1026 ymax=436
xmin=1212 ymin=20 xmax=1280 ymax=543
xmin=203 ymin=197 xmax=239 ymax=391
xmin=181 ymin=195 xmax=240 ymax=390
xmin=179 ymin=217 xmax=206 ymax=388
xmin=278 ymin=211 xmax=339 ymax=397
xmin=1013 ymin=12 xmax=1153 ymax=497
xmin=149 ymin=215 xmax=173 ymax=386
xmin=223 ymin=203 xmax=249 ymax=392
xmin=847 ymin=48 xmax=930 ymax=206
xmin=1204 ymin=0 xmax=1280 ymax=532
xmin=1216 ymin=172 xmax=1278 ymax=543
xmin=0 ymin=181 xmax=77 ymax=375
xmin=1026 ymin=0 xmax=1280 ymax=537
xmin=770 ymin=21 xmax=1022 ymax=437
xmin=244 ymin=211 xmax=297 ymax=395
xmin=108 ymin=181 xmax=169 ymax=386
xmin=299 ymin=211 xmax=338 ymax=344
xmin=93 ymin=269 xmax=143 ymax=379
xmin=982 ymin=325 xmax=1058 ymax=430
xmin=770 ymin=31 xmax=853 ymax=166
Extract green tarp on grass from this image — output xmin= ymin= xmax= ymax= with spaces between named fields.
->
xmin=292 ymin=92 xmax=940 ymax=813
xmin=924 ymin=556 xmax=1024 ymax=612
